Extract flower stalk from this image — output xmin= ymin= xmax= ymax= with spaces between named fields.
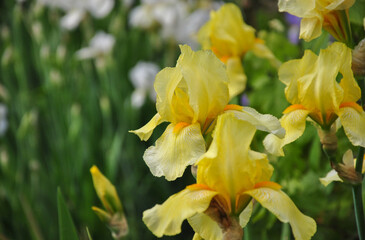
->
xmin=352 ymin=76 xmax=365 ymax=240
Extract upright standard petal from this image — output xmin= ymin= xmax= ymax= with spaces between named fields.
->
xmin=226 ymin=57 xmax=247 ymax=99
xmin=177 ymin=45 xmax=229 ymax=124
xmin=279 ymin=50 xmax=318 ymax=105
xmin=143 ymin=122 xmax=206 ymax=181
xmin=154 ymin=67 xmax=194 ymax=124
xmin=198 ymin=3 xmax=256 ymax=58
xmin=245 ymin=188 xmax=316 ymax=240
xmin=197 ymin=113 xmax=273 ymax=205
xmin=143 ymin=188 xmax=217 ymax=237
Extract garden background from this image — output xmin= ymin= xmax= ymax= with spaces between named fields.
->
xmin=0 ymin=0 xmax=365 ymax=239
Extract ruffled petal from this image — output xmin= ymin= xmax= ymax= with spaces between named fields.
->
xmin=143 ymin=122 xmax=206 ymax=181
xmin=129 ymin=113 xmax=164 ymax=141
xmin=299 ymin=17 xmax=323 ymax=41
xmin=226 ymin=107 xmax=285 ymax=138
xmin=188 ymin=213 xmax=222 ymax=240
xmin=177 ymin=45 xmax=229 ymax=124
xmin=263 ymin=109 xmax=309 ymax=156
xmin=245 ymin=188 xmax=316 ymax=240
xmin=319 ymin=169 xmax=343 ymax=186
xmin=143 ymin=188 xmax=218 ymax=237
xmin=279 ymin=50 xmax=318 ymax=104
xmin=154 ymin=66 xmax=194 ymax=123
xmin=198 ymin=3 xmax=256 ymax=57
xmin=338 ymin=107 xmax=365 ymax=147
xmin=226 ymin=57 xmax=247 ymax=99
xmin=198 ymin=113 xmax=273 ymax=202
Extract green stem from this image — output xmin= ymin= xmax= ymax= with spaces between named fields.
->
xmin=352 ymin=77 xmax=365 ymax=240
xmin=352 ymin=182 xmax=365 ymax=240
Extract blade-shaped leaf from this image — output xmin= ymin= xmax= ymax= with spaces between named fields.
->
xmin=57 ymin=188 xmax=79 ymax=240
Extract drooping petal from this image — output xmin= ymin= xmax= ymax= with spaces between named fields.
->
xmin=177 ymin=45 xmax=229 ymax=124
xmin=263 ymin=108 xmax=310 ymax=156
xmin=239 ymin=201 xmax=253 ymax=228
xmin=299 ymin=17 xmax=323 ymax=41
xmin=143 ymin=122 xmax=206 ymax=181
xmin=226 ymin=57 xmax=247 ymax=99
xmin=319 ymin=169 xmax=343 ymax=186
xmin=197 ymin=113 xmax=272 ymax=202
xmin=188 ymin=213 xmax=222 ymax=240
xmin=245 ymin=188 xmax=316 ymax=240
xmin=252 ymin=42 xmax=281 ymax=69
xmin=143 ymin=188 xmax=218 ymax=237
xmin=278 ymin=0 xmax=315 ymax=17
xmin=227 ymin=107 xmax=285 ymax=138
xmin=129 ymin=113 xmax=164 ymax=141
xmin=338 ymin=107 xmax=365 ymax=147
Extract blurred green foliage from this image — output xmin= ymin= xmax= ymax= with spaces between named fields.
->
xmin=0 ymin=0 xmax=364 ymax=239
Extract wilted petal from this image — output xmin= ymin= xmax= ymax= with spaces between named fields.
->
xmin=143 ymin=188 xmax=217 ymax=237
xmin=129 ymin=113 xmax=164 ymax=141
xmin=245 ymin=188 xmax=316 ymax=240
xmin=188 ymin=213 xmax=222 ymax=240
xmin=338 ymin=107 xmax=365 ymax=147
xmin=144 ymin=122 xmax=206 ymax=181
xmin=226 ymin=57 xmax=247 ymax=99
xmin=319 ymin=169 xmax=342 ymax=186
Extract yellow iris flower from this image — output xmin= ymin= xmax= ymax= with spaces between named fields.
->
xmin=278 ymin=0 xmax=354 ymax=42
xmin=143 ymin=113 xmax=316 ymax=240
xmin=264 ymin=42 xmax=365 ymax=156
xmin=131 ymin=45 xmax=284 ymax=181
xmin=198 ymin=3 xmax=280 ymax=99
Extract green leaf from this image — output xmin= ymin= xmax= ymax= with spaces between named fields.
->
xmin=57 ymin=188 xmax=79 ymax=240
xmin=349 ymin=0 xmax=365 ymax=25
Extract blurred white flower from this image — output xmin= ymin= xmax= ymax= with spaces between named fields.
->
xmin=76 ymin=31 xmax=115 ymax=60
xmin=129 ymin=61 xmax=160 ymax=108
xmin=38 ymin=0 xmax=114 ymax=30
xmin=0 ymin=104 xmax=8 ymax=136
xmin=129 ymin=0 xmax=188 ymax=39
xmin=129 ymin=0 xmax=221 ymax=48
